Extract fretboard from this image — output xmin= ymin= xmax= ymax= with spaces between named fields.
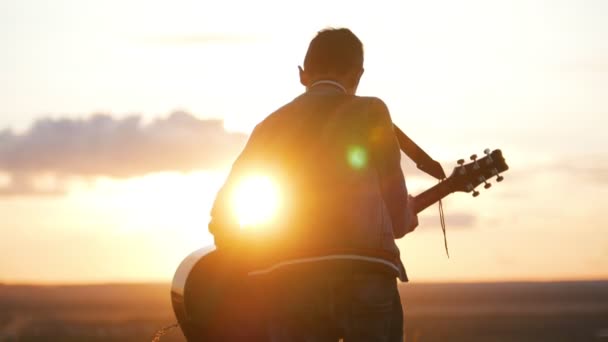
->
xmin=413 ymin=179 xmax=453 ymax=214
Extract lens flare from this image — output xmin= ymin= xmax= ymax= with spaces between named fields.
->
xmin=231 ymin=174 xmax=281 ymax=228
xmin=347 ymin=145 xmax=368 ymax=169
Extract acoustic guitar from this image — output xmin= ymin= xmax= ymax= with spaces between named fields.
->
xmin=171 ymin=149 xmax=509 ymax=340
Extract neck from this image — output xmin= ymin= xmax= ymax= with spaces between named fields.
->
xmin=413 ymin=180 xmax=452 ymax=214
xmin=307 ymin=80 xmax=347 ymax=94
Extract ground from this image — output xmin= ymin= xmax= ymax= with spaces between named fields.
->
xmin=0 ymin=281 xmax=607 ymax=341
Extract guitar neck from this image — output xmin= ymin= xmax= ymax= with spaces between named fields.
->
xmin=413 ymin=179 xmax=453 ymax=214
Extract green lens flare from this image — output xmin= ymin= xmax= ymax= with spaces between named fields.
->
xmin=347 ymin=146 xmax=367 ymax=169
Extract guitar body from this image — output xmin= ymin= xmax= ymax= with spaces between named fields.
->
xmin=171 ymin=246 xmax=268 ymax=341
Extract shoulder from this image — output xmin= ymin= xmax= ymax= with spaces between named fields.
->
xmin=350 ymin=96 xmax=389 ymax=114
xmin=250 ymin=96 xmax=302 ymax=135
xmin=358 ymin=96 xmax=389 ymax=109
xmin=353 ymin=96 xmax=392 ymax=124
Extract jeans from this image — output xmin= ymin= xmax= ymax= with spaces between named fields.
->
xmin=263 ymin=271 xmax=403 ymax=342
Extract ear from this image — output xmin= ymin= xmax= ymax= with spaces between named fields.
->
xmin=349 ymin=68 xmax=365 ymax=93
xmin=353 ymin=68 xmax=364 ymax=84
xmin=298 ymin=66 xmax=309 ymax=87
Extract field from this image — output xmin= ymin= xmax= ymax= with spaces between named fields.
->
xmin=1 ymin=281 xmax=607 ymax=341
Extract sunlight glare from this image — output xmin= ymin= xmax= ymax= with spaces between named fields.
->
xmin=231 ymin=174 xmax=281 ymax=229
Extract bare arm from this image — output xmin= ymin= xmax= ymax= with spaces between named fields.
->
xmin=369 ymin=98 xmax=418 ymax=238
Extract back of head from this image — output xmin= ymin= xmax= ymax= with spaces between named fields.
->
xmin=302 ymin=28 xmax=364 ymax=85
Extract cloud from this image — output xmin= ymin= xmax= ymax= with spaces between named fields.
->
xmin=556 ymin=158 xmax=608 ymax=185
xmin=0 ymin=174 xmax=66 ymax=196
xmin=0 ymin=112 xmax=247 ymax=195
xmin=419 ymin=212 xmax=477 ymax=229
xmin=487 ymin=155 xmax=608 ymax=203
xmin=509 ymin=156 xmax=608 ymax=185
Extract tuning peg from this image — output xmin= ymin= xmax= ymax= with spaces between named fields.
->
xmin=472 ymin=190 xmax=480 ymax=197
xmin=483 ymin=148 xmax=494 ymax=164
xmin=471 ymin=154 xmax=480 ymax=170
xmin=457 ymin=159 xmax=466 ymax=175
xmin=496 ymin=175 xmax=504 ymax=182
xmin=477 ymin=175 xmax=491 ymax=189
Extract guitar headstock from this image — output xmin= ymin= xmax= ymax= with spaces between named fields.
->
xmin=447 ymin=149 xmax=509 ymax=196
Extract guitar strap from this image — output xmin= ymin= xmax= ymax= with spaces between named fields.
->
xmin=393 ymin=119 xmax=450 ymax=257
xmin=393 ymin=125 xmax=446 ymax=180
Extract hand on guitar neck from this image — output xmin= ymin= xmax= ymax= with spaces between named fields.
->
xmin=409 ymin=148 xmax=509 ymax=216
xmin=404 ymin=195 xmax=419 ymax=236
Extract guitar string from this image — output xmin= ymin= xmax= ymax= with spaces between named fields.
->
xmin=438 ymin=180 xmax=449 ymax=258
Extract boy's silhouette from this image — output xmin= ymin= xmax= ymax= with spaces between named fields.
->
xmin=209 ymin=28 xmax=418 ymax=341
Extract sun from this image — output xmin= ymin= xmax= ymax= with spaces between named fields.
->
xmin=231 ymin=174 xmax=282 ymax=229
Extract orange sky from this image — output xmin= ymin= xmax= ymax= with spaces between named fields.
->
xmin=0 ymin=0 xmax=607 ymax=284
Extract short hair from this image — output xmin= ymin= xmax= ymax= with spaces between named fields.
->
xmin=303 ymin=28 xmax=364 ymax=76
